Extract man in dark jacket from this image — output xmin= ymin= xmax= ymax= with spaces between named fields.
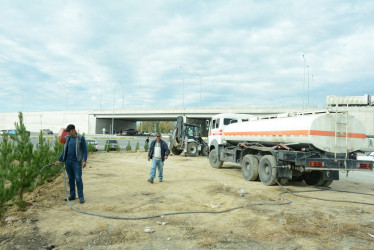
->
xmin=55 ymin=124 xmax=88 ymax=203
xmin=147 ymin=132 xmax=170 ymax=183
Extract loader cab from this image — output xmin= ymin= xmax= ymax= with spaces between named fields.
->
xmin=185 ymin=124 xmax=200 ymax=139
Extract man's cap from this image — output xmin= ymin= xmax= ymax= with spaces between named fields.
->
xmin=156 ymin=132 xmax=161 ymax=137
xmin=65 ymin=124 xmax=75 ymax=132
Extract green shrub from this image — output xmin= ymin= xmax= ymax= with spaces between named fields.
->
xmin=135 ymin=142 xmax=140 ymax=151
xmin=144 ymin=142 xmax=149 ymax=152
xmin=105 ymin=140 xmax=111 ymax=152
xmin=126 ymin=141 xmax=132 ymax=152
xmin=87 ymin=143 xmax=96 ymax=153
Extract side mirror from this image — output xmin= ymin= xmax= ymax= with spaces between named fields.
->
xmin=206 ymin=120 xmax=210 ymax=129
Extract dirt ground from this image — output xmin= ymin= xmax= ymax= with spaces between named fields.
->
xmin=1 ymin=151 xmax=374 ymax=249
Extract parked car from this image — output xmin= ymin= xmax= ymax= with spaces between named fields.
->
xmin=7 ymin=129 xmax=16 ymax=135
xmin=124 ymin=129 xmax=137 ymax=136
xmin=86 ymin=139 xmax=98 ymax=151
xmin=106 ymin=139 xmax=119 ymax=151
xmin=42 ymin=129 xmax=53 ymax=135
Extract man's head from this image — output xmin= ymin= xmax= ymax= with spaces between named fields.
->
xmin=156 ymin=132 xmax=161 ymax=141
xmin=65 ymin=124 xmax=76 ymax=136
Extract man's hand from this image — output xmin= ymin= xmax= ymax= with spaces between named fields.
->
xmin=148 ymin=157 xmax=150 ymax=161
xmin=54 ymin=161 xmax=60 ymax=166
xmin=82 ymin=161 xmax=86 ymax=168
xmin=164 ymin=155 xmax=168 ymax=160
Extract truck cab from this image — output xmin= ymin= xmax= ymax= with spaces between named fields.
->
xmin=208 ymin=113 xmax=254 ymax=150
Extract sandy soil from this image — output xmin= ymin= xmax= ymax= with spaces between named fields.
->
xmin=1 ymin=151 xmax=374 ymax=249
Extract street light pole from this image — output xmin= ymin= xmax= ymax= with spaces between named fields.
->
xmin=118 ymin=81 xmax=124 ymax=109
xmin=97 ymin=74 xmax=103 ymax=111
xmin=112 ymin=87 xmax=115 ymax=135
xmin=307 ymin=65 xmax=310 ymax=107
xmin=195 ymin=73 xmax=202 ymax=107
xmin=302 ymin=55 xmax=305 ymax=108
xmin=180 ymin=66 xmax=185 ymax=108
xmin=112 ymin=82 xmax=124 ymax=134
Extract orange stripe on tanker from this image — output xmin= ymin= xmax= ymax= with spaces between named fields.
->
xmin=224 ymin=130 xmax=365 ymax=139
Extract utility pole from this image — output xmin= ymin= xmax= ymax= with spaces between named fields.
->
xmin=302 ymin=55 xmax=305 ymax=108
xmin=180 ymin=66 xmax=185 ymax=108
xmin=307 ymin=65 xmax=310 ymax=107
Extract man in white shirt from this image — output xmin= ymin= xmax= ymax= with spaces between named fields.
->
xmin=147 ymin=132 xmax=170 ymax=183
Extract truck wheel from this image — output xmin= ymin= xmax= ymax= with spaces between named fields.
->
xmin=187 ymin=142 xmax=198 ymax=157
xmin=172 ymin=148 xmax=183 ymax=155
xmin=303 ymin=171 xmax=324 ymax=186
xmin=202 ymin=145 xmax=209 ymax=156
xmin=209 ymin=149 xmax=223 ymax=168
xmin=259 ymin=155 xmax=278 ymax=186
xmin=241 ymin=154 xmax=259 ymax=181
xmin=321 ymin=180 xmax=333 ymax=187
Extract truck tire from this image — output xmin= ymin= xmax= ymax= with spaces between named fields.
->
xmin=209 ymin=149 xmax=223 ymax=168
xmin=259 ymin=155 xmax=278 ymax=186
xmin=322 ymin=180 xmax=333 ymax=187
xmin=202 ymin=145 xmax=209 ymax=156
xmin=241 ymin=154 xmax=259 ymax=181
xmin=187 ymin=142 xmax=198 ymax=157
xmin=172 ymin=148 xmax=183 ymax=155
xmin=303 ymin=171 xmax=324 ymax=186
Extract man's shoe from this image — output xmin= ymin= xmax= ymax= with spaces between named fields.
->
xmin=147 ymin=178 xmax=154 ymax=184
xmin=159 ymin=179 xmax=163 ymax=182
xmin=64 ymin=197 xmax=76 ymax=201
xmin=79 ymin=197 xmax=85 ymax=204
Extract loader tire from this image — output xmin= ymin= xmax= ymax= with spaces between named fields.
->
xmin=202 ymin=145 xmax=209 ymax=156
xmin=172 ymin=148 xmax=183 ymax=155
xmin=187 ymin=142 xmax=198 ymax=157
xmin=241 ymin=154 xmax=259 ymax=181
xmin=209 ymin=149 xmax=223 ymax=168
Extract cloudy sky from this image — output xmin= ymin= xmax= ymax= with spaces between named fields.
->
xmin=0 ymin=0 xmax=373 ymax=112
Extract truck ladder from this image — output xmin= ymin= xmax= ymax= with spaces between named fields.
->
xmin=333 ymin=105 xmax=349 ymax=161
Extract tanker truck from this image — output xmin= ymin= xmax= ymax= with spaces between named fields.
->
xmin=208 ymin=111 xmax=373 ymax=186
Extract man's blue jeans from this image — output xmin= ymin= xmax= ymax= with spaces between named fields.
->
xmin=150 ymin=158 xmax=163 ymax=180
xmin=65 ymin=160 xmax=84 ymax=198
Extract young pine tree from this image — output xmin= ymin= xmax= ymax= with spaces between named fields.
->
xmin=9 ymin=112 xmax=35 ymax=209
xmin=126 ymin=141 xmax=132 ymax=152
xmin=0 ymin=133 xmax=16 ymax=219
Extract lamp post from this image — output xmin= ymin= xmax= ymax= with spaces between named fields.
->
xmin=179 ymin=66 xmax=185 ymax=108
xmin=195 ymin=73 xmax=202 ymax=107
xmin=118 ymin=81 xmax=125 ymax=109
xmin=112 ymin=82 xmax=124 ymax=134
xmin=307 ymin=65 xmax=310 ymax=107
xmin=302 ymin=55 xmax=305 ymax=108
xmin=97 ymin=74 xmax=103 ymax=111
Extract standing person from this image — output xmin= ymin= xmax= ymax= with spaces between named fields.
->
xmin=55 ymin=124 xmax=88 ymax=204
xmin=145 ymin=136 xmax=150 ymax=144
xmin=147 ymin=132 xmax=170 ymax=183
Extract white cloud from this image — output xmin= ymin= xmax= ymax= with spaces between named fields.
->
xmin=0 ymin=0 xmax=374 ymax=112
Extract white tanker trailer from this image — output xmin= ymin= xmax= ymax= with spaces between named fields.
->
xmin=208 ymin=111 xmax=373 ymax=186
